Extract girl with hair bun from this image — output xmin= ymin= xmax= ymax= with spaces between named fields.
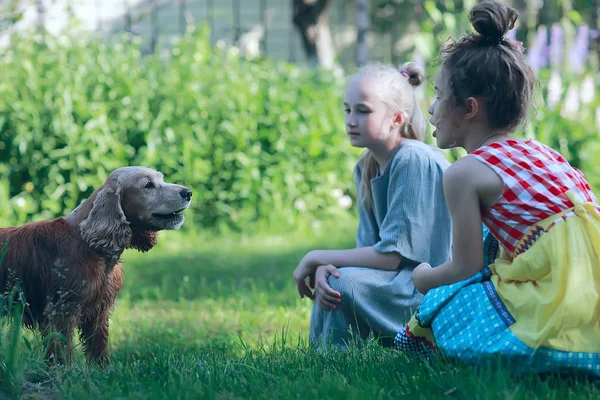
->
xmin=397 ymin=1 xmax=600 ymax=377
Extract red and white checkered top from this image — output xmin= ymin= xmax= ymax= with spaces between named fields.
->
xmin=469 ymin=139 xmax=596 ymax=258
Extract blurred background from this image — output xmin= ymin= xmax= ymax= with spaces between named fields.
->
xmin=1 ymin=0 xmax=599 ymax=235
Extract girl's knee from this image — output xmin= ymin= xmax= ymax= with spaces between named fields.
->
xmin=327 ymin=268 xmax=364 ymax=297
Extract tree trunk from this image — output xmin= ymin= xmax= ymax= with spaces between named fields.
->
xmin=292 ymin=0 xmax=335 ymax=68
xmin=592 ymin=0 xmax=600 ymax=68
xmin=355 ymin=0 xmax=369 ymax=66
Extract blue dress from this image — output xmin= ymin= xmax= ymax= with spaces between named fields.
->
xmin=309 ymin=140 xmax=452 ymax=348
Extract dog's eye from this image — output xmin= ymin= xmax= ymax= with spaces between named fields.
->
xmin=144 ymin=181 xmax=155 ymax=189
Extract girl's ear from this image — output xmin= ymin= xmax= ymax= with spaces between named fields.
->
xmin=393 ymin=113 xmax=405 ymax=126
xmin=464 ymin=97 xmax=479 ymax=120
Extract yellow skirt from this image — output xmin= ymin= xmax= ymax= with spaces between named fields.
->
xmin=491 ymin=192 xmax=600 ymax=353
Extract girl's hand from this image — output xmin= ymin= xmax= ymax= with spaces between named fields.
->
xmin=412 ymin=262 xmax=433 ymax=294
xmin=314 ymin=264 xmax=341 ymax=311
xmin=293 ymin=252 xmax=318 ymax=299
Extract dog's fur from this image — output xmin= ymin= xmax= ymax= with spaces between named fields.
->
xmin=0 ymin=166 xmax=192 ymax=365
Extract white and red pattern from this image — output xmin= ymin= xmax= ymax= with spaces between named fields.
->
xmin=470 ymin=139 xmax=596 ymax=258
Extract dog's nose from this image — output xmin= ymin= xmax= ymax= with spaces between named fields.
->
xmin=180 ymin=188 xmax=192 ymax=201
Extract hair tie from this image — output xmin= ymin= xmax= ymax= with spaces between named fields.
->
xmin=483 ymin=35 xmax=506 ymax=46
xmin=400 ymin=69 xmax=410 ymax=78
xmin=506 ymin=38 xmax=524 ymax=54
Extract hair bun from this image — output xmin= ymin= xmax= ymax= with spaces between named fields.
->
xmin=399 ymin=62 xmax=425 ymax=87
xmin=469 ymin=1 xmax=518 ymax=41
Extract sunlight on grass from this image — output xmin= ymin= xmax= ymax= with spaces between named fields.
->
xmin=105 ymin=224 xmax=349 ymax=356
xmin=109 ymin=298 xmax=312 ymax=355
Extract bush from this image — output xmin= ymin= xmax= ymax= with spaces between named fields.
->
xmin=0 ymin=27 xmax=359 ymax=231
xmin=2 ymin=24 xmax=600 ymax=232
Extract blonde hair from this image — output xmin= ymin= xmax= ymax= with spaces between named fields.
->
xmin=354 ymin=62 xmax=427 ymax=207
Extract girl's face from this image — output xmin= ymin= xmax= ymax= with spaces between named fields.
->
xmin=344 ymin=77 xmax=402 ymax=150
xmin=428 ymin=67 xmax=463 ymax=149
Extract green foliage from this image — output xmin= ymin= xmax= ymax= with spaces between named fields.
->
xmin=0 ymin=27 xmax=359 ymax=231
xmin=3 ymin=12 xmax=600 ymax=232
xmin=529 ymin=69 xmax=600 ymax=192
xmin=0 ymin=241 xmax=27 ymax=397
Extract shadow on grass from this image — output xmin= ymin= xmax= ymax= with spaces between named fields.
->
xmin=12 ymin=343 xmax=600 ymax=400
xmin=5 ymin=228 xmax=600 ymax=399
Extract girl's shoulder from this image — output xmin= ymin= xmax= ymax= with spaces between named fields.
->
xmin=472 ymin=138 xmax=551 ymax=156
xmin=388 ymin=140 xmax=451 ymax=171
xmin=354 ymin=140 xmax=451 ymax=182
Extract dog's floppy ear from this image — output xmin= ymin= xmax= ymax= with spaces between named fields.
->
xmin=80 ymin=180 xmax=132 ymax=255
xmin=128 ymin=230 xmax=158 ymax=252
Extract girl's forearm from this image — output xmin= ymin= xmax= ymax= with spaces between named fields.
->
xmin=308 ymin=247 xmax=402 ymax=271
xmin=423 ymin=260 xmax=482 ymax=291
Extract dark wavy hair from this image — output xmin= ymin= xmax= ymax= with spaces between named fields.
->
xmin=440 ymin=1 xmax=536 ymax=132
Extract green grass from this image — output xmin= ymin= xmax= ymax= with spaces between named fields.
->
xmin=0 ymin=224 xmax=598 ymax=399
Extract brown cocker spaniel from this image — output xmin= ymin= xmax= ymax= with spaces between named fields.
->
xmin=0 ymin=166 xmax=192 ymax=365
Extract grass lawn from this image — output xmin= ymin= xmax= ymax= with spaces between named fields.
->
xmin=0 ymin=224 xmax=598 ymax=399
